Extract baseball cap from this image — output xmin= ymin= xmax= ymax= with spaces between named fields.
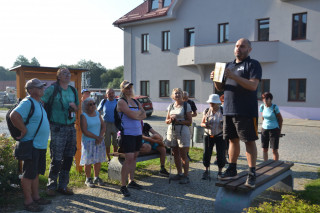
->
xmin=81 ymin=89 xmax=90 ymax=94
xmin=120 ymin=80 xmax=133 ymax=89
xmin=25 ymin=78 xmax=46 ymax=89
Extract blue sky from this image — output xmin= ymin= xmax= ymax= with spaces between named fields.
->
xmin=0 ymin=0 xmax=143 ymax=69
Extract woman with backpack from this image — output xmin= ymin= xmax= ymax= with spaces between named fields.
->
xmin=201 ymin=94 xmax=226 ymax=180
xmin=165 ymin=88 xmax=192 ymax=184
xmin=260 ymin=92 xmax=283 ymax=161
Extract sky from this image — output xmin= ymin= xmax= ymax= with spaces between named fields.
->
xmin=0 ymin=0 xmax=143 ymax=70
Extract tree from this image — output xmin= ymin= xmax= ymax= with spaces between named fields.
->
xmin=100 ymin=66 xmax=124 ymax=89
xmin=75 ymin=60 xmax=107 ymax=88
xmin=30 ymin=57 xmax=40 ymax=66
xmin=0 ymin=66 xmax=16 ymax=81
xmin=13 ymin=55 xmax=30 ymax=67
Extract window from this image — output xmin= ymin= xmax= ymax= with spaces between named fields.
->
xmin=185 ymin=28 xmax=195 ymax=47
xmin=257 ymin=79 xmax=270 ymax=100
xmin=141 ymin=34 xmax=149 ymax=53
xmin=163 ymin=0 xmax=171 ymax=7
xmin=159 ymin=80 xmax=169 ymax=97
xmin=162 ymin=31 xmax=170 ymax=51
xmin=140 ymin=81 xmax=150 ymax=96
xmin=183 ymin=80 xmax=195 ymax=98
xmin=292 ymin=12 xmax=307 ymax=40
xmin=288 ymin=79 xmax=306 ymax=101
xmin=258 ymin=18 xmax=269 ymax=41
xmin=151 ymin=0 xmax=158 ymax=10
xmin=218 ymin=23 xmax=229 ymax=43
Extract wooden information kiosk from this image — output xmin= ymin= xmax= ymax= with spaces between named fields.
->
xmin=10 ymin=65 xmax=88 ymax=171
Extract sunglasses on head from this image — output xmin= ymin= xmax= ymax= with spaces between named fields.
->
xmin=89 ymin=103 xmax=96 ymax=106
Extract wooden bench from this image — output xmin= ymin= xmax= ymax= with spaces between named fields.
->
xmin=108 ymin=150 xmax=161 ymax=181
xmin=214 ymin=160 xmax=294 ymax=213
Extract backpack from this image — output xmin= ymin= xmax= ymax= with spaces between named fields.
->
xmin=205 ymin=106 xmax=223 ymax=115
xmin=44 ymin=82 xmax=77 ymax=120
xmin=6 ymin=97 xmax=35 ymax=141
xmin=169 ymin=101 xmax=188 ymax=118
xmin=114 ymin=97 xmax=139 ymax=132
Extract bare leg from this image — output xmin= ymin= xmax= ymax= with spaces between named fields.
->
xmin=106 ymin=147 xmax=111 ymax=161
xmin=21 ymin=177 xmax=34 ymax=205
xmin=157 ymin=146 xmax=166 ymax=166
xmin=263 ymin=148 xmax=269 ymax=161
xmin=245 ymin=141 xmax=257 ymax=168
xmin=128 ymin=152 xmax=139 ymax=182
xmin=179 ymin=147 xmax=189 ymax=176
xmin=172 ymin=146 xmax=182 ymax=174
xmin=121 ymin=153 xmax=134 ymax=186
xmin=84 ymin=164 xmax=92 ymax=178
xmin=228 ymin=138 xmax=240 ymax=163
xmin=113 ymin=146 xmax=118 ymax=153
xmin=93 ymin=163 xmax=101 ymax=177
xmin=272 ymin=149 xmax=279 ymax=161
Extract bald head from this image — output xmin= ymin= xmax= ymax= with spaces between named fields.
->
xmin=234 ymin=38 xmax=252 ymax=62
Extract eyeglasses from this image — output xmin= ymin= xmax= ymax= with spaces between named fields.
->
xmin=61 ymin=72 xmax=71 ymax=77
xmin=35 ymin=85 xmax=45 ymax=89
xmin=89 ymin=103 xmax=96 ymax=106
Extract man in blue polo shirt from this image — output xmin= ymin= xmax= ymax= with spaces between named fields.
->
xmin=211 ymin=38 xmax=262 ymax=188
xmin=98 ymin=88 xmax=118 ymax=161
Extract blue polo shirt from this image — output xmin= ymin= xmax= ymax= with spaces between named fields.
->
xmin=97 ymin=98 xmax=117 ymax=123
xmin=260 ymin=104 xmax=280 ymax=130
xmin=14 ymin=97 xmax=50 ymax=149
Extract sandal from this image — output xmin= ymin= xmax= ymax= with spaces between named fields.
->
xmin=34 ymin=197 xmax=52 ymax=205
xmin=24 ymin=202 xmax=43 ymax=212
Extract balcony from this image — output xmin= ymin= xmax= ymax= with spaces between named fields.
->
xmin=177 ymin=41 xmax=279 ymax=66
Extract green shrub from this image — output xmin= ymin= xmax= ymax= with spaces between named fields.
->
xmin=0 ymin=136 xmax=21 ymax=204
xmin=245 ymin=195 xmax=320 ymax=213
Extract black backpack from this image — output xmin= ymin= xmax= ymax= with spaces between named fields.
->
xmin=6 ymin=97 xmax=35 ymax=141
xmin=44 ymin=82 xmax=77 ymax=120
xmin=114 ymin=97 xmax=139 ymax=132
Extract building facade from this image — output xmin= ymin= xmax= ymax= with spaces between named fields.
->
xmin=114 ymin=0 xmax=320 ymax=120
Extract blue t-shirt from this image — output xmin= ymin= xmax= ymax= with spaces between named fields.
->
xmin=97 ymin=99 xmax=117 ymax=123
xmin=14 ymin=97 xmax=50 ymax=149
xmin=81 ymin=111 xmax=101 ymax=141
xmin=223 ymin=56 xmax=262 ymax=117
xmin=260 ymin=104 xmax=280 ymax=129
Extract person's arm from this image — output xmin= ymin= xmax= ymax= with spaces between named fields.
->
xmin=99 ymin=115 xmax=106 ymax=138
xmin=224 ymin=68 xmax=259 ymax=91
xmin=117 ymin=99 xmax=146 ymax=120
xmin=142 ymin=135 xmax=164 ymax=146
xmin=149 ymin=128 xmax=163 ymax=141
xmin=80 ymin=114 xmax=100 ymax=140
xmin=191 ymin=110 xmax=197 ymax=117
xmin=9 ymin=111 xmax=27 ymax=140
xmin=276 ymin=113 xmax=283 ymax=133
xmin=200 ymin=113 xmax=208 ymax=128
xmin=165 ymin=108 xmax=174 ymax=124
xmin=175 ymin=111 xmax=192 ymax=126
xmin=210 ymin=71 xmax=225 ymax=91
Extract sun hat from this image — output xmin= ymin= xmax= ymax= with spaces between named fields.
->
xmin=25 ymin=78 xmax=46 ymax=89
xmin=206 ymin=94 xmax=221 ymax=104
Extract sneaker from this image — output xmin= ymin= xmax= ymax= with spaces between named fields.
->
xmin=170 ymin=174 xmax=184 ymax=181
xmin=179 ymin=176 xmax=190 ymax=184
xmin=46 ymin=189 xmax=56 ymax=197
xmin=202 ymin=171 xmax=209 ymax=180
xmin=120 ymin=186 xmax=130 ymax=197
xmin=218 ymin=168 xmax=238 ymax=180
xmin=159 ymin=168 xmax=170 ymax=177
xmin=94 ymin=177 xmax=105 ymax=186
xmin=217 ymin=171 xmax=222 ymax=179
xmin=57 ymin=187 xmax=74 ymax=195
xmin=244 ymin=172 xmax=256 ymax=188
xmin=127 ymin=181 xmax=143 ymax=190
xmin=85 ymin=178 xmax=96 ymax=188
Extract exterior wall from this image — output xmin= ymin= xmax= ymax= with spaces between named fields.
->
xmin=122 ymin=0 xmax=320 ymax=119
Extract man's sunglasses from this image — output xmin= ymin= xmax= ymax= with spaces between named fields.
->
xmin=89 ymin=103 xmax=96 ymax=106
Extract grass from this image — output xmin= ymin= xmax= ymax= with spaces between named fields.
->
xmin=298 ymin=169 xmax=320 ymax=205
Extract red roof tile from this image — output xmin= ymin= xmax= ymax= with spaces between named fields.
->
xmin=113 ymin=0 xmax=173 ymax=26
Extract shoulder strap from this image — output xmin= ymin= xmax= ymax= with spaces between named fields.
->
xmin=169 ymin=103 xmax=174 ymax=113
xmin=205 ymin=108 xmax=209 ymax=115
xmin=131 ymin=98 xmax=139 ymax=109
xmin=25 ymin=98 xmax=35 ymax=125
xmin=183 ymin=101 xmax=187 ymax=117
xmin=33 ymin=104 xmax=43 ymax=139
xmin=69 ymin=86 xmax=77 ymax=102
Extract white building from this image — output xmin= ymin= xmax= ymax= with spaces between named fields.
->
xmin=114 ymin=0 xmax=320 ymax=120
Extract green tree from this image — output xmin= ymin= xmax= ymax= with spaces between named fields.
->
xmin=101 ymin=66 xmax=124 ymax=88
xmin=13 ymin=55 xmax=30 ymax=67
xmin=0 ymin=66 xmax=16 ymax=81
xmin=75 ymin=60 xmax=107 ymax=88
xmin=30 ymin=57 xmax=40 ymax=66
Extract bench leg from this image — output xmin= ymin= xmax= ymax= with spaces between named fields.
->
xmin=108 ymin=157 xmax=124 ymax=181
xmin=215 ymin=188 xmax=251 ymax=213
xmin=270 ymin=172 xmax=293 ymax=192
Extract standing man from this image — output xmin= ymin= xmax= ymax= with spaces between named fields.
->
xmin=81 ymin=88 xmax=91 ymax=102
xmin=97 ymin=88 xmax=118 ymax=162
xmin=182 ymin=91 xmax=197 ymax=117
xmin=42 ymin=67 xmax=79 ymax=196
xmin=10 ymin=78 xmax=51 ymax=212
xmin=210 ymin=38 xmax=262 ymax=188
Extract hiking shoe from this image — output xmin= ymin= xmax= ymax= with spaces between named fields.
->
xmin=202 ymin=171 xmax=209 ymax=180
xmin=94 ymin=177 xmax=105 ymax=186
xmin=85 ymin=178 xmax=96 ymax=188
xmin=57 ymin=187 xmax=74 ymax=195
xmin=218 ymin=168 xmax=238 ymax=180
xmin=217 ymin=172 xmax=223 ymax=179
xmin=24 ymin=202 xmax=43 ymax=212
xmin=179 ymin=176 xmax=190 ymax=184
xmin=34 ymin=198 xmax=52 ymax=205
xmin=244 ymin=172 xmax=256 ymax=188
xmin=127 ymin=181 xmax=143 ymax=190
xmin=159 ymin=168 xmax=170 ymax=177
xmin=120 ymin=186 xmax=130 ymax=197
xmin=170 ymin=174 xmax=184 ymax=181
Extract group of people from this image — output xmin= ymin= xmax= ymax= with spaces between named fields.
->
xmin=10 ymin=38 xmax=284 ymax=211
